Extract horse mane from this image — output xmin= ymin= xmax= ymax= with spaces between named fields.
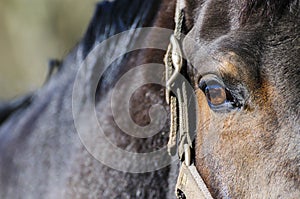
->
xmin=0 ymin=1 xmax=173 ymax=197
xmin=81 ymin=0 xmax=161 ymax=58
xmin=0 ymin=0 xmax=161 ymax=127
xmin=240 ymin=0 xmax=299 ymax=23
xmin=79 ymin=0 xmax=162 ymax=97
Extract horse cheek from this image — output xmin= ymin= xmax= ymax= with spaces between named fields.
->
xmin=194 ymin=89 xmax=217 ymax=190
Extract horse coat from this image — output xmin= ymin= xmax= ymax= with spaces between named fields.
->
xmin=0 ymin=0 xmax=299 ymax=198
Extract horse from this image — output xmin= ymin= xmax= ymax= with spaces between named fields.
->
xmin=0 ymin=0 xmax=299 ymax=198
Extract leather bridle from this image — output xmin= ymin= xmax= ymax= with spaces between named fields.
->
xmin=164 ymin=0 xmax=214 ymax=198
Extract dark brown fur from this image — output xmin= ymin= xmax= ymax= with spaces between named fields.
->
xmin=183 ymin=0 xmax=299 ymax=198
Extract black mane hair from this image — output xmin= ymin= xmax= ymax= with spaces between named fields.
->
xmin=81 ymin=0 xmax=161 ymax=58
xmin=80 ymin=0 xmax=162 ymax=97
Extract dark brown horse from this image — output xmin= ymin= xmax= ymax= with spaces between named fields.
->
xmin=0 ymin=0 xmax=299 ymax=198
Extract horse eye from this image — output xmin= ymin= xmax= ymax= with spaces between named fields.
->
xmin=198 ymin=75 xmax=236 ymax=111
xmin=204 ymin=84 xmax=226 ymax=106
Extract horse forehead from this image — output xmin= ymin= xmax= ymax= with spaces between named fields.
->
xmin=182 ymin=0 xmax=245 ymax=70
xmin=187 ymin=0 xmax=241 ymax=40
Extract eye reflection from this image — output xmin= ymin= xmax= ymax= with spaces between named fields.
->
xmin=198 ymin=74 xmax=237 ymax=111
xmin=205 ymin=84 xmax=227 ymax=106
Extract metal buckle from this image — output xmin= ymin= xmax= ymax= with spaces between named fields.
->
xmin=165 ymin=35 xmax=183 ymax=104
xmin=165 ymin=34 xmax=193 ymax=160
xmin=165 ymin=34 xmax=185 ymax=156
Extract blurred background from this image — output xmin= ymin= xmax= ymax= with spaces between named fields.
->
xmin=0 ymin=0 xmax=99 ymax=100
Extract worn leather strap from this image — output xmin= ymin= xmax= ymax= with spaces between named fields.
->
xmin=164 ymin=0 xmax=215 ymax=199
xmin=176 ymin=163 xmax=214 ymax=199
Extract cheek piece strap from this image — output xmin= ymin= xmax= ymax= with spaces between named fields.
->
xmin=164 ymin=0 xmax=214 ymax=198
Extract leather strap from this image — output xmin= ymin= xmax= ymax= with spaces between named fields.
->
xmin=164 ymin=0 xmax=215 ymax=198
xmin=176 ymin=163 xmax=214 ymax=199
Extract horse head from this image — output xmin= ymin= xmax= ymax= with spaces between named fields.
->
xmin=182 ymin=0 xmax=299 ymax=197
xmin=0 ymin=0 xmax=298 ymax=198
